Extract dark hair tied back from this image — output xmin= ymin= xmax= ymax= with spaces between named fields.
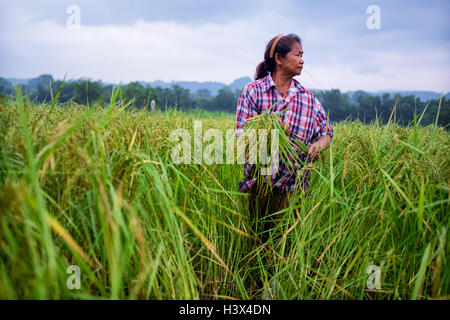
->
xmin=254 ymin=33 xmax=302 ymax=80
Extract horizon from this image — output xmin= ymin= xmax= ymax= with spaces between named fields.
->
xmin=1 ymin=0 xmax=449 ymax=93
xmin=3 ymin=74 xmax=450 ymax=97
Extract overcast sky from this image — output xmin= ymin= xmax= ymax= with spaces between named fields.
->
xmin=0 ymin=0 xmax=449 ymax=92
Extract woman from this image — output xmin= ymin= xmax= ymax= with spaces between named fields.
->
xmin=235 ymin=34 xmax=334 ymax=241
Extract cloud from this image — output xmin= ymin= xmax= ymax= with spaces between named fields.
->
xmin=0 ymin=17 xmax=268 ymax=83
xmin=0 ymin=0 xmax=274 ymax=26
xmin=0 ymin=0 xmax=448 ymax=92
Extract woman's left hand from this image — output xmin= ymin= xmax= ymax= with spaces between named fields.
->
xmin=307 ymin=135 xmax=331 ymax=161
xmin=307 ymin=142 xmax=322 ymax=161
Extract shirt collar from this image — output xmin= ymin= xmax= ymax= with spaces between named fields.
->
xmin=263 ymin=72 xmax=305 ymax=94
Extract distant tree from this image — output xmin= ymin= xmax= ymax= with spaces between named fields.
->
xmin=6 ymin=74 xmax=447 ymax=129
xmin=0 ymin=78 xmax=14 ymax=95
xmin=36 ymin=82 xmax=51 ymax=102
xmin=196 ymin=88 xmax=211 ymax=98
xmin=73 ymin=79 xmax=107 ymax=105
xmin=379 ymin=93 xmax=393 ymax=123
xmin=171 ymin=84 xmax=192 ymax=110
xmin=318 ymin=89 xmax=342 ymax=121
xmin=144 ymin=86 xmax=160 ymax=111
xmin=123 ymin=82 xmax=147 ymax=108
xmin=436 ymin=97 xmax=450 ymax=128
xmin=314 ymin=89 xmax=356 ymax=122
xmin=234 ymin=89 xmax=242 ymax=101
xmin=28 ymin=74 xmax=54 ymax=90
xmin=214 ymin=87 xmax=237 ymax=112
xmin=354 ymin=91 xmax=375 ymax=123
xmin=57 ymin=80 xmax=76 ymax=103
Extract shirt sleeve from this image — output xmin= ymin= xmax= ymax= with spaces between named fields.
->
xmin=313 ymin=95 xmax=334 ymax=139
xmin=235 ymin=85 xmax=257 ymax=138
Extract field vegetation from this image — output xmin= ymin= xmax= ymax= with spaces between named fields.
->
xmin=0 ymin=90 xmax=448 ymax=299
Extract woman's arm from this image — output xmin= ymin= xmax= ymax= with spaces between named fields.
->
xmin=235 ymin=85 xmax=257 ymax=138
xmin=308 ymin=94 xmax=333 ymax=161
xmin=307 ymin=135 xmax=331 ymax=161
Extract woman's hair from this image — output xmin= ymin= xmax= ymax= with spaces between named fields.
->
xmin=254 ymin=33 xmax=302 ymax=80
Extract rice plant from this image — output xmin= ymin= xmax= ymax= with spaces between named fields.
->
xmin=0 ymin=92 xmax=448 ymax=300
xmin=239 ymin=101 xmax=309 ymax=199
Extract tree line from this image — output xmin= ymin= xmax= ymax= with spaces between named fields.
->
xmin=1 ymin=74 xmax=448 ymax=128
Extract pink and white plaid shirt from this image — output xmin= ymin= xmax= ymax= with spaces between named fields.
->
xmin=235 ymin=72 xmax=334 ymax=194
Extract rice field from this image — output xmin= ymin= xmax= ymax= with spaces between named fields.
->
xmin=0 ymin=92 xmax=449 ymax=300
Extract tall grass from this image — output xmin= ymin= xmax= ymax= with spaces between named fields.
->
xmin=0 ymin=93 xmax=448 ymax=299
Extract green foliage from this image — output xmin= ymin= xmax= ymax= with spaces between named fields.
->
xmin=0 ymin=75 xmax=448 ymax=129
xmin=0 ymin=96 xmax=448 ymax=299
xmin=213 ymin=87 xmax=239 ymax=113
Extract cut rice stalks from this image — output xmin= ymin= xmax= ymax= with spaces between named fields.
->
xmin=240 ymin=101 xmax=309 ymax=199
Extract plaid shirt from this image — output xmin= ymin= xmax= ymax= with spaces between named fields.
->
xmin=235 ymin=72 xmax=334 ymax=194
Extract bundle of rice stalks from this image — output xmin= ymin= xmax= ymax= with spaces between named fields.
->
xmin=240 ymin=102 xmax=309 ymax=199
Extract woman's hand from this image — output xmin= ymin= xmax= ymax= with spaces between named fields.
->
xmin=277 ymin=117 xmax=290 ymax=131
xmin=307 ymin=135 xmax=331 ymax=161
xmin=307 ymin=142 xmax=322 ymax=161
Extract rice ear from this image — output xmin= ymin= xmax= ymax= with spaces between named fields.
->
xmin=240 ymin=103 xmax=307 ymax=199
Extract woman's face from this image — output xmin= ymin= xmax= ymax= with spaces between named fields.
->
xmin=276 ymin=42 xmax=304 ymax=77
